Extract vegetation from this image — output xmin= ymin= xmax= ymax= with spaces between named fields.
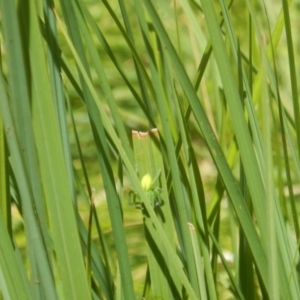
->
xmin=0 ymin=0 xmax=300 ymax=299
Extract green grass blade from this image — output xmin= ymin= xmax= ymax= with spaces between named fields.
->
xmin=0 ymin=213 xmax=31 ymax=299
xmin=261 ymin=55 xmax=278 ymax=299
xmin=0 ymin=116 xmax=10 ymax=233
xmin=27 ymin=1 xmax=91 ymax=298
xmin=208 ymin=225 xmax=245 ymax=300
xmin=238 ymin=17 xmax=255 ymax=300
xmin=281 ymin=0 xmax=300 ymax=157
xmin=44 ymin=0 xmax=76 ymax=202
xmin=188 ymin=223 xmax=208 ymax=300
xmin=280 ymin=0 xmax=300 ymax=244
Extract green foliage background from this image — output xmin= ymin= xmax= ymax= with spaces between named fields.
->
xmin=0 ymin=0 xmax=300 ymax=299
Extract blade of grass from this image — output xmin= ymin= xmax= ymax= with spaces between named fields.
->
xmin=281 ymin=0 xmax=300 ymax=158
xmin=188 ymin=223 xmax=208 ymax=300
xmin=261 ymin=53 xmax=279 ymax=300
xmin=176 ymin=0 xmax=206 ymax=51
xmin=43 ymin=0 xmax=77 ymax=205
xmin=0 ymin=213 xmax=31 ymax=299
xmin=238 ymin=15 xmax=255 ymax=299
xmin=257 ymin=3 xmax=300 ymax=297
xmin=207 ymin=225 xmax=245 ymax=300
xmin=236 ymin=36 xmax=254 ymax=298
xmin=0 ymin=116 xmax=10 ymax=233
xmin=280 ymin=0 xmax=300 ymax=245
xmin=27 ymin=0 xmax=91 ymax=298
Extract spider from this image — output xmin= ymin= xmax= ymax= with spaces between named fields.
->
xmin=129 ymin=171 xmax=164 ymax=213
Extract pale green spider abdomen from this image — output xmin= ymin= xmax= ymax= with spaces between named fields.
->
xmin=141 ymin=173 xmax=152 ymax=191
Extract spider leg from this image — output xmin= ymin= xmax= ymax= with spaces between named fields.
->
xmin=154 ymin=198 xmax=164 ymax=208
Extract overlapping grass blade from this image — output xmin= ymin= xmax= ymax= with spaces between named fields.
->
xmin=0 ymin=213 xmax=31 ymax=299
xmin=27 ymin=0 xmax=91 ymax=298
xmin=0 ymin=116 xmax=10 ymax=232
xmin=281 ymin=0 xmax=300 ymax=244
xmin=281 ymin=0 xmax=300 ymax=155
